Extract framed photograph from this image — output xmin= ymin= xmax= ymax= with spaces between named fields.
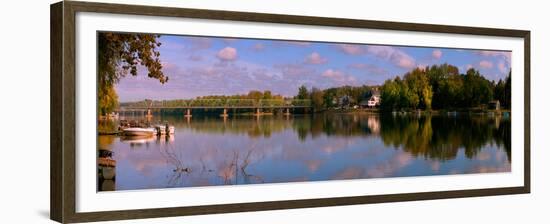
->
xmin=50 ymin=1 xmax=530 ymax=223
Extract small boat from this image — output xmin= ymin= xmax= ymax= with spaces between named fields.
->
xmin=121 ymin=127 xmax=155 ymax=136
xmin=168 ymin=125 xmax=175 ymax=135
xmin=155 ymin=125 xmax=167 ymax=135
xmin=155 ymin=124 xmax=175 ymax=135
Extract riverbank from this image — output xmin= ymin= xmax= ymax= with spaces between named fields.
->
xmin=98 ymin=123 xmax=119 ymax=135
xmin=315 ymin=107 xmax=510 ymax=115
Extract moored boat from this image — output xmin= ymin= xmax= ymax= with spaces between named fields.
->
xmin=155 ymin=124 xmax=175 ymax=135
xmin=155 ymin=125 xmax=167 ymax=135
xmin=121 ymin=127 xmax=155 ymax=136
xmin=168 ymin=125 xmax=175 ymax=135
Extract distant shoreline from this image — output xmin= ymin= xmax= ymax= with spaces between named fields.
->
xmin=315 ymin=108 xmax=510 ymax=114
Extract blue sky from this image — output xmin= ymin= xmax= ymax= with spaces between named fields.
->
xmin=115 ymin=34 xmax=511 ymax=102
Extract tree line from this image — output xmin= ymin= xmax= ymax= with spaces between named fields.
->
xmin=294 ymin=85 xmax=375 ymax=111
xmin=380 ymin=64 xmax=511 ymax=111
xmin=196 ymin=90 xmax=285 ymax=101
xmin=120 ymin=90 xmax=289 ymax=110
xmin=291 ymin=63 xmax=510 ymax=112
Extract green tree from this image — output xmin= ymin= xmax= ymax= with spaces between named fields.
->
xmin=444 ymin=73 xmax=465 ymax=108
xmin=463 ymin=68 xmax=493 ymax=107
xmin=494 ymin=79 xmax=506 ymax=107
xmin=323 ymin=88 xmax=337 ymax=108
xmin=381 ymin=78 xmax=401 ymax=111
xmin=426 ymin=64 xmax=459 ymax=109
xmin=263 ymin=90 xmax=272 ymax=99
xmin=401 ymin=81 xmax=418 ymax=109
xmin=504 ymin=73 xmax=511 ymax=109
xmin=404 ymin=68 xmax=432 ymax=110
xmin=98 ymin=85 xmax=119 ymax=116
xmin=297 ymin=85 xmax=310 ymax=99
xmin=310 ymin=87 xmax=325 ymax=111
xmin=98 ymin=32 xmax=167 ymax=115
xmin=247 ymin=90 xmax=263 ymax=101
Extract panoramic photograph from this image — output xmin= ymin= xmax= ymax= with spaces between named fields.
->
xmin=97 ymin=32 xmax=512 ymax=192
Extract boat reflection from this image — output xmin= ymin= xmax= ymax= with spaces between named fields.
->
xmin=120 ymin=135 xmax=157 ymax=148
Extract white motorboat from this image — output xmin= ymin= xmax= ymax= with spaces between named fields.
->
xmin=121 ymin=127 xmax=155 ymax=136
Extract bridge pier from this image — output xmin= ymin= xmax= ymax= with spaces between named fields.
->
xmin=184 ymin=108 xmax=192 ymax=118
xmin=254 ymin=108 xmax=261 ymax=116
xmin=283 ymin=108 xmax=291 ymax=116
xmin=220 ymin=108 xmax=228 ymax=118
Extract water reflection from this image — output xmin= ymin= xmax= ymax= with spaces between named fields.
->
xmin=98 ymin=113 xmax=511 ymax=191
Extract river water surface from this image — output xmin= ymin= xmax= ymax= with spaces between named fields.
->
xmin=98 ymin=113 xmax=511 ymax=191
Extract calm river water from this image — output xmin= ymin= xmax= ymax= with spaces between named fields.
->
xmin=98 ymin=113 xmax=511 ymax=191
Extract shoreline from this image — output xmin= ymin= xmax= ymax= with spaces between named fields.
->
xmin=315 ymin=108 xmax=511 ymax=115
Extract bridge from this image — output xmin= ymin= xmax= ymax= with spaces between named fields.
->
xmin=118 ymin=99 xmax=312 ymax=117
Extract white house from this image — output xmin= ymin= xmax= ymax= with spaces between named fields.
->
xmin=367 ymin=95 xmax=381 ymax=107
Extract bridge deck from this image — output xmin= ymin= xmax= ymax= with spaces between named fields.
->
xmin=118 ymin=99 xmax=311 ymax=111
xmin=118 ymin=99 xmax=312 ymax=110
xmin=119 ymin=105 xmax=311 ymax=110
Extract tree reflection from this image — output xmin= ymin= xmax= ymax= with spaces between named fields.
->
xmin=293 ymin=113 xmax=511 ymax=162
xmin=168 ymin=113 xmax=511 ymax=162
xmin=379 ymin=114 xmax=511 ymax=162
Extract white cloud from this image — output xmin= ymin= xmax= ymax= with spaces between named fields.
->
xmin=476 ymin=50 xmax=511 ymax=74
xmin=368 ymin=46 xmax=416 ymax=69
xmin=479 ymin=60 xmax=493 ymax=69
xmin=337 ymin=44 xmax=366 ymax=55
xmin=391 ymin=52 xmax=416 ymax=69
xmin=216 ymin=47 xmax=238 ymax=61
xmin=305 ymin=52 xmax=328 ymax=64
xmin=321 ymin=69 xmax=356 ymax=84
xmin=338 ymin=44 xmax=416 ymax=69
xmin=432 ymin=49 xmax=443 ymax=59
xmin=477 ymin=50 xmax=511 ymax=63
